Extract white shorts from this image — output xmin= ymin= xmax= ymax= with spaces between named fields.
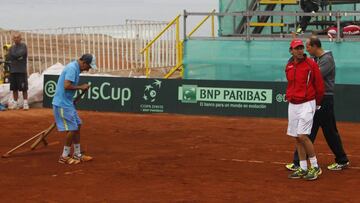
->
xmin=287 ymin=100 xmax=316 ymax=137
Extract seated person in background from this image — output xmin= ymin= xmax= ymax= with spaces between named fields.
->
xmin=297 ymin=0 xmax=320 ymax=34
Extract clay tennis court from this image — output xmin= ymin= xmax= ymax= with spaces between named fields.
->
xmin=0 ymin=108 xmax=359 ymax=202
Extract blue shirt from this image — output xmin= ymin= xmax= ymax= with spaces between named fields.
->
xmin=52 ymin=61 xmax=80 ymax=108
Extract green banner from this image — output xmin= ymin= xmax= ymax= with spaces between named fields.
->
xmin=178 ymin=86 xmax=273 ymax=104
xmin=43 ymin=75 xmax=360 ymax=122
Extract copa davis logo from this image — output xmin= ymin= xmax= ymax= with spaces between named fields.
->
xmin=140 ymin=79 xmax=164 ymax=113
xmin=44 ymin=80 xmax=131 ymax=106
xmin=142 ymin=79 xmax=162 ymax=103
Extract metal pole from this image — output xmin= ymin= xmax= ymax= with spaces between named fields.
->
xmin=37 ymin=32 xmax=41 ymax=73
xmin=180 ymin=41 xmax=184 ymax=77
xmin=80 ymin=27 xmax=84 ymax=55
xmin=211 ymin=12 xmax=215 ymax=37
xmin=129 ymin=24 xmax=133 ymax=70
xmin=87 ymin=28 xmax=91 ymax=54
xmin=0 ymin=34 xmax=3 ymax=59
xmin=336 ymin=12 xmax=341 ymax=42
xmin=116 ymin=27 xmax=120 ymax=71
xmin=134 ymin=24 xmax=140 ymax=68
xmin=49 ymin=31 xmax=53 ymax=66
xmin=112 ymin=26 xmax=115 ymax=71
xmin=159 ymin=24 xmax=163 ymax=67
xmin=246 ymin=11 xmax=250 ymax=41
xmin=102 ymin=31 xmax=106 ymax=71
xmin=125 ymin=23 xmax=129 ymax=70
xmin=121 ymin=25 xmax=125 ymax=70
xmin=55 ymin=30 xmax=59 ymax=64
xmin=74 ymin=28 xmax=78 ymax=59
xmin=172 ymin=25 xmax=176 ymax=67
xmin=151 ymin=25 xmax=155 ymax=69
xmin=156 ymin=24 xmax=160 ymax=68
xmin=176 ymin=18 xmax=180 ymax=65
xmin=66 ymin=32 xmax=70 ymax=64
xmin=140 ymin=23 xmax=145 ymax=69
xmin=43 ymin=32 xmax=47 ymax=71
xmin=165 ymin=27 xmax=169 ymax=68
xmin=183 ymin=10 xmax=187 ymax=40
xmin=145 ymin=49 xmax=149 ymax=78
xmin=96 ymin=29 xmax=101 ymax=71
xmin=107 ymin=27 xmax=110 ymax=71
xmin=62 ymin=29 xmax=66 ymax=65
xmin=92 ymin=30 xmax=96 ymax=60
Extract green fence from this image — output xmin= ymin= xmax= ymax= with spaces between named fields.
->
xmin=183 ymin=39 xmax=360 ymax=85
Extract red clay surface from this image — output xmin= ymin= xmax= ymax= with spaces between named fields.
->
xmin=0 ymin=108 xmax=359 ymax=202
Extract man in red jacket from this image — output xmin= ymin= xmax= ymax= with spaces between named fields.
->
xmin=285 ymin=39 xmax=324 ymax=180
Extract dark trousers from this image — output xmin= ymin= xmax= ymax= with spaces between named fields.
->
xmin=292 ymin=95 xmax=349 ymax=165
xmin=299 ymin=0 xmax=319 ymax=31
xmin=10 ymin=72 xmax=28 ymax=91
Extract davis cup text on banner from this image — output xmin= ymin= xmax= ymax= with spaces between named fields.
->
xmin=45 ymin=80 xmax=131 ymax=106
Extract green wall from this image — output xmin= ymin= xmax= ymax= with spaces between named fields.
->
xmin=184 ymin=39 xmax=360 ymax=85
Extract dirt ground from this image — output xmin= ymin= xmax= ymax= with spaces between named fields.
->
xmin=0 ymin=108 xmax=359 ymax=203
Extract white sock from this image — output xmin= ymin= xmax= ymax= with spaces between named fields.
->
xmin=300 ymin=160 xmax=308 ymax=171
xmin=62 ymin=146 xmax=71 ymax=158
xmin=24 ymin=100 xmax=28 ymax=105
xmin=74 ymin=144 xmax=81 ymax=157
xmin=309 ymin=156 xmax=318 ymax=168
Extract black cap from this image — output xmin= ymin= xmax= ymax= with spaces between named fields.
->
xmin=80 ymin=54 xmax=97 ymax=69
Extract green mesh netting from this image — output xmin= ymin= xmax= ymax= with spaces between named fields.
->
xmin=183 ymin=39 xmax=360 ymax=85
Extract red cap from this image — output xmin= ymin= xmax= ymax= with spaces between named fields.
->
xmin=290 ymin=39 xmax=304 ymax=49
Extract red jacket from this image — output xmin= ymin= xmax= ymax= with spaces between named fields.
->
xmin=285 ymin=56 xmax=324 ymax=105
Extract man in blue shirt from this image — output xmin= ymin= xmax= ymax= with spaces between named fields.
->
xmin=52 ymin=54 xmax=96 ymax=164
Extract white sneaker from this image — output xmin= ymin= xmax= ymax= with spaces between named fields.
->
xmin=23 ymin=103 xmax=29 ymax=110
xmin=8 ymin=101 xmax=19 ymax=110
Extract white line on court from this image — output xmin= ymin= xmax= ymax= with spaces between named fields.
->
xmin=221 ymin=158 xmax=360 ymax=170
xmin=274 ymin=150 xmax=360 ymax=158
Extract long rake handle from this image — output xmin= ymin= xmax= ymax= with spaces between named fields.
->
xmin=2 ymin=130 xmax=46 ymax=157
xmin=1 ymin=87 xmax=89 ymax=158
xmin=30 ymin=123 xmax=56 ymax=150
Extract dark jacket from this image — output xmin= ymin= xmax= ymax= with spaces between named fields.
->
xmin=285 ymin=55 xmax=325 ymax=105
xmin=314 ymin=51 xmax=335 ymax=95
xmin=8 ymin=42 xmax=27 ymax=73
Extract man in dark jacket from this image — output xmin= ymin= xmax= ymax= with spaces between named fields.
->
xmin=286 ymin=36 xmax=350 ymax=171
xmin=8 ymin=32 xmax=29 ymax=110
